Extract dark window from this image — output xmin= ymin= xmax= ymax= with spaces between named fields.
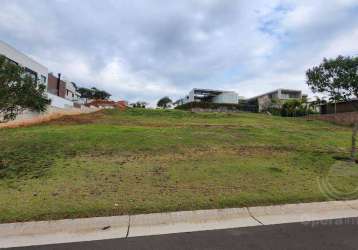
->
xmin=41 ymin=75 xmax=46 ymax=84
xmin=24 ymin=67 xmax=38 ymax=82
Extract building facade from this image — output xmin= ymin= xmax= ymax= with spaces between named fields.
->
xmin=47 ymin=73 xmax=80 ymax=102
xmin=48 ymin=73 xmax=66 ymax=97
xmin=246 ymin=89 xmax=303 ymax=112
xmin=0 ymin=40 xmax=79 ymax=110
xmin=64 ymin=81 xmax=80 ymax=101
xmin=0 ymin=40 xmax=48 ymax=86
xmin=176 ymin=88 xmax=239 ymax=106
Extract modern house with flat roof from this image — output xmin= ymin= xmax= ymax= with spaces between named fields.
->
xmin=175 ymin=88 xmax=239 ymax=106
xmin=0 ymin=40 xmax=80 ymax=109
xmin=246 ymin=89 xmax=303 ymax=112
xmin=0 ymin=40 xmax=48 ymax=86
xmin=48 ymin=73 xmax=81 ymax=102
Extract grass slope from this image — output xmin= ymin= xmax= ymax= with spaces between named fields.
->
xmin=0 ymin=109 xmax=357 ymax=223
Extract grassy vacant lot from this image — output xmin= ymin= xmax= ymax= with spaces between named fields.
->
xmin=0 ymin=109 xmax=357 ymax=223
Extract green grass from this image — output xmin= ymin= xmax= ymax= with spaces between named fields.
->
xmin=0 ymin=108 xmax=357 ymax=223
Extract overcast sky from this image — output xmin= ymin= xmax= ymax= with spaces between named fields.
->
xmin=1 ymin=0 xmax=357 ymax=105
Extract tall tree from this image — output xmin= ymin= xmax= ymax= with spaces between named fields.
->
xmin=306 ymin=55 xmax=358 ymax=161
xmin=0 ymin=55 xmax=50 ymax=122
xmin=157 ymin=96 xmax=172 ymax=109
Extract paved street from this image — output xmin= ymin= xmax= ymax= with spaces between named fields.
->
xmin=10 ymin=217 xmax=358 ymax=250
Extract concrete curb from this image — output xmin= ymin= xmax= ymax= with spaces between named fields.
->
xmin=248 ymin=201 xmax=358 ymax=225
xmin=2 ymin=200 xmax=358 ymax=248
xmin=128 ymin=207 xmax=259 ymax=237
xmin=0 ymin=215 xmax=129 ymax=249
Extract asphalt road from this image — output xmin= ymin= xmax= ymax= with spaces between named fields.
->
xmin=10 ymin=218 xmax=358 ymax=250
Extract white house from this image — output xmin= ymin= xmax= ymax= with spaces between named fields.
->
xmin=0 ymin=40 xmax=48 ymax=86
xmin=63 ymin=79 xmax=81 ymax=102
xmin=176 ymin=88 xmax=239 ymax=106
xmin=0 ymin=40 xmax=77 ymax=109
xmin=246 ymin=89 xmax=304 ymax=112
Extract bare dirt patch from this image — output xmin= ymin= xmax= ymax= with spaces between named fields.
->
xmin=47 ymin=111 xmax=106 ymax=125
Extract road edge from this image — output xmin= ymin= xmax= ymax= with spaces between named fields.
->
xmin=2 ymin=200 xmax=358 ymax=248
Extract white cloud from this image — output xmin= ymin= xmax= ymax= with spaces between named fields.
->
xmin=0 ymin=0 xmax=357 ymax=105
xmin=37 ymin=51 xmax=181 ymax=105
xmin=97 ymin=58 xmax=180 ymax=98
xmin=321 ymin=28 xmax=358 ymax=57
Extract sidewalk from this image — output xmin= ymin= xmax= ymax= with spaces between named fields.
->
xmin=2 ymin=200 xmax=358 ymax=249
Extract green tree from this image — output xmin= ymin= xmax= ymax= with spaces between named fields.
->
xmin=0 ymin=55 xmax=50 ymax=122
xmin=77 ymin=87 xmax=93 ymax=103
xmin=78 ymin=87 xmax=111 ymax=102
xmin=157 ymin=96 xmax=172 ymax=109
xmin=281 ymin=99 xmax=302 ymax=117
xmin=306 ymin=55 xmax=358 ymax=161
xmin=91 ymin=87 xmax=111 ymax=100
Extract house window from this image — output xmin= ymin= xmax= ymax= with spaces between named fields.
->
xmin=41 ymin=75 xmax=47 ymax=84
xmin=24 ymin=67 xmax=37 ymax=81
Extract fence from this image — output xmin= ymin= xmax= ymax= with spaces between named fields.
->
xmin=307 ymin=112 xmax=358 ymax=126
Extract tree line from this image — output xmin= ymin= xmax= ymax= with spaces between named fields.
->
xmin=77 ymin=87 xmax=111 ymax=102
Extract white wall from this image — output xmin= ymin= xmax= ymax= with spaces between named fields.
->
xmin=0 ymin=106 xmax=101 ymax=128
xmin=47 ymin=93 xmax=74 ymax=108
xmin=212 ymin=92 xmax=239 ymax=104
xmin=65 ymin=81 xmax=77 ymax=93
xmin=63 ymin=80 xmax=77 ymax=101
xmin=0 ymin=40 xmax=48 ymax=85
xmin=188 ymin=89 xmax=196 ymax=102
